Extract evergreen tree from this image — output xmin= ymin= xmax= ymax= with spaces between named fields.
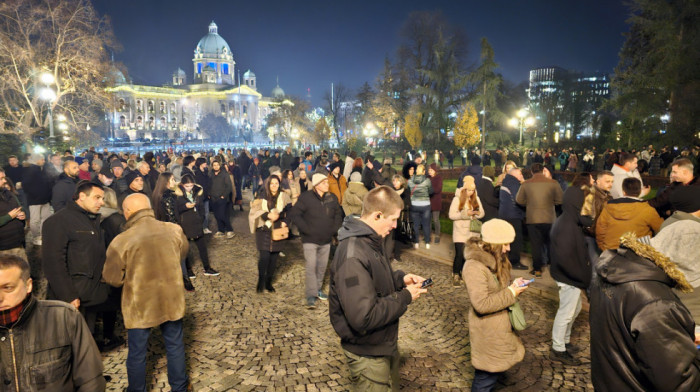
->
xmin=470 ymin=38 xmax=503 ymax=153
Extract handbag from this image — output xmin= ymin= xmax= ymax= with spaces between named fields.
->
xmin=508 ymin=301 xmax=528 ymax=331
xmin=271 ymin=226 xmax=289 ymax=241
xmin=469 ymin=218 xmax=483 ymax=233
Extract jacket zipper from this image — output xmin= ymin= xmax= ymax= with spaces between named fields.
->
xmin=9 ymin=329 xmax=19 ymax=391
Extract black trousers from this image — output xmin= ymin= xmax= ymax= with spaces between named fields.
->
xmin=186 ymin=236 xmax=211 ymax=270
xmin=527 ymin=223 xmax=552 ymax=271
xmin=258 ymin=250 xmax=279 ymax=283
xmin=453 ymin=242 xmax=465 ymax=274
xmin=211 ymin=198 xmax=233 ymax=233
xmin=504 ymin=218 xmax=524 ymax=266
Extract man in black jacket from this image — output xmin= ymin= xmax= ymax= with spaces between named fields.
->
xmin=22 ymin=154 xmax=53 ymax=246
xmin=50 ymin=159 xmax=79 ymax=212
xmin=0 ymin=169 xmax=26 ymax=261
xmin=42 ymin=181 xmax=111 ymax=335
xmin=194 ymin=157 xmax=212 ymax=234
xmin=590 ymin=222 xmax=700 ymax=391
xmin=329 ymin=186 xmax=427 ymax=391
xmin=291 ymin=173 xmax=342 ymax=309
xmin=0 ymin=254 xmax=105 ymax=390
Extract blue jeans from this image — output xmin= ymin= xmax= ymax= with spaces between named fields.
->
xmin=471 ymin=369 xmax=502 ymax=392
xmin=551 ymin=282 xmax=583 ymax=352
xmin=410 ymin=205 xmax=431 ymax=244
xmin=127 ymin=319 xmax=188 ymax=392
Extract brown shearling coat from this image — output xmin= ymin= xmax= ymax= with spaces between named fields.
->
xmin=103 ymin=209 xmax=189 ymax=329
xmin=515 ymin=173 xmax=563 ymax=224
xmin=463 ymin=243 xmax=525 ymax=372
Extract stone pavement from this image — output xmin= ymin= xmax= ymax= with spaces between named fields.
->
xmin=26 ymin=195 xmax=594 ymax=391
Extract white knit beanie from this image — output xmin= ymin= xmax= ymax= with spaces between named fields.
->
xmin=312 ymin=173 xmax=328 ymax=187
xmin=481 ymin=219 xmax=515 ymax=245
xmin=650 ymin=220 xmax=700 ymax=288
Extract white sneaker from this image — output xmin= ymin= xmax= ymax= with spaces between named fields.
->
xmin=33 ymin=238 xmax=42 ymax=246
xmin=425 ymin=243 xmax=431 ymax=250
xmin=226 ymin=231 xmax=235 ymax=239
xmin=280 ymin=252 xmax=286 ymax=257
xmin=214 ymin=232 xmax=225 ymax=238
xmin=413 ymin=243 xmax=419 ymax=249
xmin=203 ymin=228 xmax=212 ymax=234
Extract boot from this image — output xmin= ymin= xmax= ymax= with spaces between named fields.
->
xmin=184 ymin=276 xmax=195 ymax=292
xmin=256 ymin=277 xmax=265 ymax=293
xmin=265 ymin=277 xmax=276 ymax=293
xmin=452 ymin=274 xmax=462 ymax=287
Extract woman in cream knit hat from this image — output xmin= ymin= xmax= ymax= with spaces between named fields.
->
xmin=448 ymin=175 xmax=484 ymax=287
xmin=463 ymin=219 xmax=530 ymax=391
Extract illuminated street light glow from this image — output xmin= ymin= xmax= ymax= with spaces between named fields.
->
xmin=524 ymin=117 xmax=535 ymax=127
xmin=40 ymin=73 xmax=55 ymax=85
xmin=39 ymin=87 xmax=56 ymax=102
xmin=57 ymin=114 xmax=67 ymax=122
xmin=58 ymin=123 xmax=68 ymax=131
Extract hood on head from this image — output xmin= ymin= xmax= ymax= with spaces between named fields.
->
xmin=561 ymin=186 xmax=585 ymax=216
xmin=596 ymin=232 xmax=693 ymax=293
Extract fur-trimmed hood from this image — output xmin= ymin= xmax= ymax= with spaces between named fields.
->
xmin=174 ymin=183 xmax=203 ymax=198
xmin=596 ymin=232 xmax=693 ymax=293
xmin=464 ymin=241 xmax=497 ymax=272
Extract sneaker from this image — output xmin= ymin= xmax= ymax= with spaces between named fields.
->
xmin=203 ymin=268 xmax=220 ymax=276
xmin=549 ymin=348 xmax=581 ymax=366
xmin=187 ymin=270 xmax=196 ymax=279
xmin=317 ymin=291 xmax=328 ymax=301
xmin=452 ymin=274 xmax=461 ymax=287
xmin=511 ymin=263 xmax=528 ymax=270
xmin=306 ymin=297 xmax=317 ymax=309
xmin=214 ymin=232 xmax=225 ymax=238
xmin=33 ymin=238 xmax=42 ymax=246
xmin=279 ymin=252 xmax=286 ymax=257
xmin=425 ymin=243 xmax=431 ymax=250
xmin=203 ymin=228 xmax=212 ymax=234
xmin=226 ymin=231 xmax=235 ymax=239
xmin=434 ymin=237 xmax=440 ymax=244
xmin=413 ymin=243 xmax=419 ymax=249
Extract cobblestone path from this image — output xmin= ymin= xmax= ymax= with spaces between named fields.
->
xmin=84 ymin=209 xmax=593 ymax=391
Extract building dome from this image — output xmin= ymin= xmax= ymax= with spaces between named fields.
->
xmin=104 ymin=66 xmax=127 ymax=86
xmin=243 ymin=69 xmax=255 ymax=78
xmin=194 ymin=22 xmax=231 ymax=57
xmin=175 ymin=67 xmax=186 ymax=77
xmin=271 ymin=82 xmax=285 ymax=99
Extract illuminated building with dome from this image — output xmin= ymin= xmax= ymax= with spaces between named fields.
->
xmin=105 ymin=21 xmax=283 ymax=142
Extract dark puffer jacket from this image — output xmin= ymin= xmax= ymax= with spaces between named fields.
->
xmin=0 ymin=296 xmax=105 ymax=391
xmin=550 ymin=186 xmax=593 ymax=289
xmin=329 ymin=217 xmax=412 ymax=357
xmin=590 ymin=234 xmax=700 ymax=392
xmin=41 ymin=201 xmax=110 ymax=307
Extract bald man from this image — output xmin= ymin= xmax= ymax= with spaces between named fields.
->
xmin=103 ymin=193 xmax=191 ymax=391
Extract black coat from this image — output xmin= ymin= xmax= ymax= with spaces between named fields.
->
xmin=290 ymin=190 xmax=342 ymax=245
xmin=0 ymin=189 xmax=25 ymax=250
xmin=329 ymin=217 xmax=412 ymax=357
xmin=255 ymin=193 xmax=292 ymax=252
xmin=175 ymin=184 xmax=204 ymax=239
xmin=50 ymin=173 xmax=78 ymax=212
xmin=41 ymin=201 xmax=110 ymax=306
xmin=476 ymin=177 xmax=499 ymax=222
xmin=590 ymin=236 xmax=700 ymax=391
xmin=550 ymin=186 xmax=593 ymax=289
xmin=22 ymin=164 xmax=52 ymax=205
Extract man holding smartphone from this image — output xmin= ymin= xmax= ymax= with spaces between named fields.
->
xmin=329 ymin=186 xmax=427 ymax=391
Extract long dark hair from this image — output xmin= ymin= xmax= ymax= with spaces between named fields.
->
xmin=265 ymin=174 xmax=281 ymax=207
xmin=151 ymin=172 xmax=173 ymax=221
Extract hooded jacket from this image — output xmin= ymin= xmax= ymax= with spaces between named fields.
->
xmin=498 ymin=174 xmax=525 ymax=220
xmin=407 ymin=174 xmax=432 ymax=206
xmin=290 ymin=189 xmax=342 ymax=245
xmin=342 ymin=181 xmax=368 ymax=217
xmin=329 ymin=217 xmax=412 ymax=357
xmin=462 ymin=242 xmax=525 ymax=372
xmin=327 ymin=172 xmax=348 ymax=205
xmin=103 ymin=209 xmax=188 ymax=329
xmin=590 ymin=233 xmax=700 ymax=392
xmin=457 ymin=165 xmax=483 ymax=188
xmin=0 ymin=296 xmax=106 ymax=391
xmin=550 ymin=186 xmax=594 ymax=289
xmin=595 ymin=198 xmax=663 ymax=251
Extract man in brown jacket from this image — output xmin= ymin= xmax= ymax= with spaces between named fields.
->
xmin=515 ymin=163 xmax=563 ymax=277
xmin=103 ymin=193 xmax=190 ymax=392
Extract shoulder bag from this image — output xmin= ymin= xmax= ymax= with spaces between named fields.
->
xmin=492 ymin=273 xmax=528 ymax=331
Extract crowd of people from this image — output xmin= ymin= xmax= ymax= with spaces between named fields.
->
xmin=0 ymin=142 xmax=699 ymax=391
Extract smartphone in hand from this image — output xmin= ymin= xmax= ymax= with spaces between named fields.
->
xmin=519 ymin=278 xmax=535 ymax=287
xmin=421 ymin=278 xmax=434 ymax=289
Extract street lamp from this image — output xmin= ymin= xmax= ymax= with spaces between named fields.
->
xmin=509 ymin=109 xmax=535 ymax=146
xmin=39 ymin=72 xmax=57 ymax=141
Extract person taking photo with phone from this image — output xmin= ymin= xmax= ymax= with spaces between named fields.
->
xmin=329 ymin=186 xmax=427 ymax=391
xmin=463 ymin=219 xmax=529 ymax=391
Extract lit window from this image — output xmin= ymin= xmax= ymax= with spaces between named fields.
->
xmin=197 ymin=63 xmax=202 ymax=74
xmin=223 ymin=64 xmax=229 ymax=75
xmin=208 ymin=62 xmax=217 ymax=71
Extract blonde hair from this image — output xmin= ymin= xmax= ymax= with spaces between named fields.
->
xmin=416 ymin=164 xmax=426 ymax=176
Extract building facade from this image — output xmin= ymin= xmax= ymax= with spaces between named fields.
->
xmin=105 ymin=22 xmax=282 ymax=142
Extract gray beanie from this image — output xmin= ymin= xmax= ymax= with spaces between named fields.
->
xmin=350 ymin=172 xmax=362 ymax=183
xmin=650 ymin=220 xmax=700 ymax=288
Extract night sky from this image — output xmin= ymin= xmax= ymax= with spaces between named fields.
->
xmin=93 ymin=0 xmax=630 ymax=106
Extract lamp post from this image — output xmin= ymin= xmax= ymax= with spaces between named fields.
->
xmin=39 ymin=72 xmax=57 ymax=142
xmin=508 ymin=109 xmax=535 ymax=146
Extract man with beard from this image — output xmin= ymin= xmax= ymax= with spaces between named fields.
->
xmin=51 ymin=159 xmax=79 ymax=212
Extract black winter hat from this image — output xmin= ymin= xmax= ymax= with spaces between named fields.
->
xmin=124 ymin=171 xmax=142 ymax=186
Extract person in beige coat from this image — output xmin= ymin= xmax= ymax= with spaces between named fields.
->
xmin=448 ymin=175 xmax=484 ymax=287
xmin=463 ymin=219 xmax=529 ymax=391
xmin=103 ymin=193 xmax=190 ymax=391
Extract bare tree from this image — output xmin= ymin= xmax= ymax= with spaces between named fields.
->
xmin=323 ymin=83 xmax=351 ymax=146
xmin=0 ymin=0 xmax=119 ymax=139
